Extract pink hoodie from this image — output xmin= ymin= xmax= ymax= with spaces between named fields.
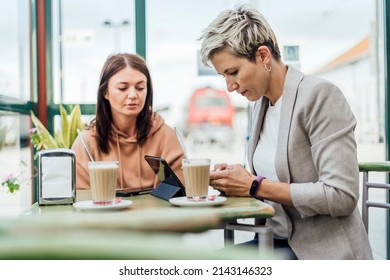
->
xmin=72 ymin=113 xmax=184 ymax=192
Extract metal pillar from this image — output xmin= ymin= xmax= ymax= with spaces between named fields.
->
xmin=384 ymin=0 xmax=390 ymax=260
xmin=135 ymin=0 xmax=146 ymax=59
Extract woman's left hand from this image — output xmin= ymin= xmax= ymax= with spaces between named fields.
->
xmin=209 ymin=164 xmax=254 ymax=196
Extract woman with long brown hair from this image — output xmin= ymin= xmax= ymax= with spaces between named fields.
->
xmin=72 ymin=53 xmax=184 ymax=192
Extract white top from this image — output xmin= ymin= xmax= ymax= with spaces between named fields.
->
xmin=253 ymin=96 xmax=288 ymax=239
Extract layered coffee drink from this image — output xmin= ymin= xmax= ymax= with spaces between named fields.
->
xmin=182 ymin=159 xmax=210 ymax=201
xmin=88 ymin=161 xmax=119 ymax=205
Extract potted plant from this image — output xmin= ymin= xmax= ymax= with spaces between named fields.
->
xmin=1 ymin=104 xmax=86 ymax=193
xmin=30 ymin=104 xmax=86 ymax=151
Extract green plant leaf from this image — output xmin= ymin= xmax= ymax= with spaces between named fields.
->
xmin=30 ymin=111 xmax=59 ymax=149
xmin=68 ymin=104 xmax=85 ymax=147
xmin=60 ymin=104 xmax=70 ymax=147
xmin=54 ymin=131 xmax=66 ymax=148
xmin=29 ymin=105 xmax=85 ymax=151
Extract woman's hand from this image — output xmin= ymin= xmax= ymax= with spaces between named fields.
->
xmin=213 ymin=163 xmax=228 ymax=171
xmin=209 ymin=163 xmax=254 ymax=197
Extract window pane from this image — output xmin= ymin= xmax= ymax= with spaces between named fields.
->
xmin=0 ymin=0 xmax=31 ymax=101
xmin=0 ymin=113 xmax=33 ymax=216
xmin=52 ymin=0 xmax=136 ymax=104
xmin=147 ymin=0 xmax=250 ymax=162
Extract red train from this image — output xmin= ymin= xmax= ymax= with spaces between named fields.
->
xmin=184 ymin=87 xmax=235 ymax=146
xmin=187 ymin=87 xmax=235 ymax=127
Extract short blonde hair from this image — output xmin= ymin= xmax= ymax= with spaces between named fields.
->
xmin=199 ymin=4 xmax=281 ymax=66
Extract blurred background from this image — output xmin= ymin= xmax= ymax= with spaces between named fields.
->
xmin=0 ymin=0 xmax=387 ymax=259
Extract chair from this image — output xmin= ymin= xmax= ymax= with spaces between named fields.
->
xmin=359 ymin=162 xmax=390 ymax=232
xmin=224 ymin=218 xmax=274 ymax=256
xmin=224 ymin=163 xmax=390 ymax=258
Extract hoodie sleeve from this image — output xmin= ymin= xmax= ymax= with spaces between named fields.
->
xmin=71 ymin=131 xmax=92 ymax=189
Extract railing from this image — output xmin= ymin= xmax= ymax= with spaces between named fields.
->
xmin=359 ymin=161 xmax=390 ymax=232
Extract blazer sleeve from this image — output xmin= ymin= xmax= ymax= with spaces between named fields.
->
xmin=289 ymin=81 xmax=360 ymax=218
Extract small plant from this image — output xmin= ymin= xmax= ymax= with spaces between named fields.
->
xmin=1 ymin=174 xmax=20 ymax=193
xmin=29 ymin=127 xmax=44 ymax=151
xmin=1 ymin=105 xmax=86 ymax=194
xmin=1 ymin=158 xmax=30 ymax=194
xmin=30 ymin=104 xmax=86 ymax=151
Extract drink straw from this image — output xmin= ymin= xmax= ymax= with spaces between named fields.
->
xmin=77 ymin=128 xmax=94 ymax=162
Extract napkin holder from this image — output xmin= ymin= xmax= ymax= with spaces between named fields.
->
xmin=38 ymin=148 xmax=76 ymax=205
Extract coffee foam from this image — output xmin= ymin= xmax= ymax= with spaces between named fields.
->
xmin=89 ymin=163 xmax=118 ymax=169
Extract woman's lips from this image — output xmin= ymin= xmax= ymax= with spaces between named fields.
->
xmin=125 ymin=103 xmax=137 ymax=108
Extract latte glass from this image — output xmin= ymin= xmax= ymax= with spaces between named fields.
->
xmin=182 ymin=158 xmax=210 ymax=201
xmin=88 ymin=161 xmax=119 ymax=205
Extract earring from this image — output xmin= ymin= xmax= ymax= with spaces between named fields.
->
xmin=264 ymin=64 xmax=271 ymax=72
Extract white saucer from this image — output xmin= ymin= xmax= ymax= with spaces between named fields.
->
xmin=208 ymin=186 xmax=221 ymax=196
xmin=169 ymin=196 xmax=226 ymax=207
xmin=73 ymin=200 xmax=133 ymax=211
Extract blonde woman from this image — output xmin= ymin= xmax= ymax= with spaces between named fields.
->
xmin=201 ymin=5 xmax=372 ymax=260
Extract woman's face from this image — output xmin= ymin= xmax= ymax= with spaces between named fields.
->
xmin=105 ymin=66 xmax=147 ymax=119
xmin=210 ymin=49 xmax=269 ymax=102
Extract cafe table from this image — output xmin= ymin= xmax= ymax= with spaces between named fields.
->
xmin=0 ymin=190 xmax=275 ymax=259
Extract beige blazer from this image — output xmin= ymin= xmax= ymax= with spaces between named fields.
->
xmin=248 ymin=66 xmax=373 ymax=259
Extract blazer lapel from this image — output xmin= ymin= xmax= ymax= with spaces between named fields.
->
xmin=275 ymin=66 xmax=304 ymax=183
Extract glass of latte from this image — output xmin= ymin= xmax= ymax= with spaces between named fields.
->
xmin=88 ymin=161 xmax=119 ymax=205
xmin=182 ymin=158 xmax=210 ymax=201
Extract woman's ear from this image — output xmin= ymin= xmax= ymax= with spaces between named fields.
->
xmin=256 ymin=45 xmax=271 ymax=64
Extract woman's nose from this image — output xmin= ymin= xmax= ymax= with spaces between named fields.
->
xmin=227 ymin=80 xmax=238 ymax=92
xmin=127 ymin=87 xmax=136 ymax=98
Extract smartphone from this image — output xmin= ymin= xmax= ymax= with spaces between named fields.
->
xmin=144 ymin=155 xmax=185 ymax=189
xmin=116 ymin=188 xmax=153 ymax=197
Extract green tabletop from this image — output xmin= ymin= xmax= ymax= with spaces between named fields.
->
xmin=0 ymin=190 xmax=276 ymax=259
xmin=18 ymin=190 xmax=274 ymax=233
xmin=0 ymin=230 xmax=274 ymax=260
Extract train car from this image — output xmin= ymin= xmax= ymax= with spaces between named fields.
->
xmin=187 ymin=87 xmax=235 ymax=127
xmin=186 ymin=87 xmax=235 ymax=146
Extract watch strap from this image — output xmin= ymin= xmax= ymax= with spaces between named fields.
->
xmin=249 ymin=175 xmax=265 ymax=198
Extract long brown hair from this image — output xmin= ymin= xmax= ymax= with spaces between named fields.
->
xmin=92 ymin=53 xmax=153 ymax=153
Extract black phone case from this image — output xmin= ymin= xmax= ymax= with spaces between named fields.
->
xmin=151 ymin=182 xmax=185 ymax=201
xmin=144 ymin=155 xmax=185 ymax=201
